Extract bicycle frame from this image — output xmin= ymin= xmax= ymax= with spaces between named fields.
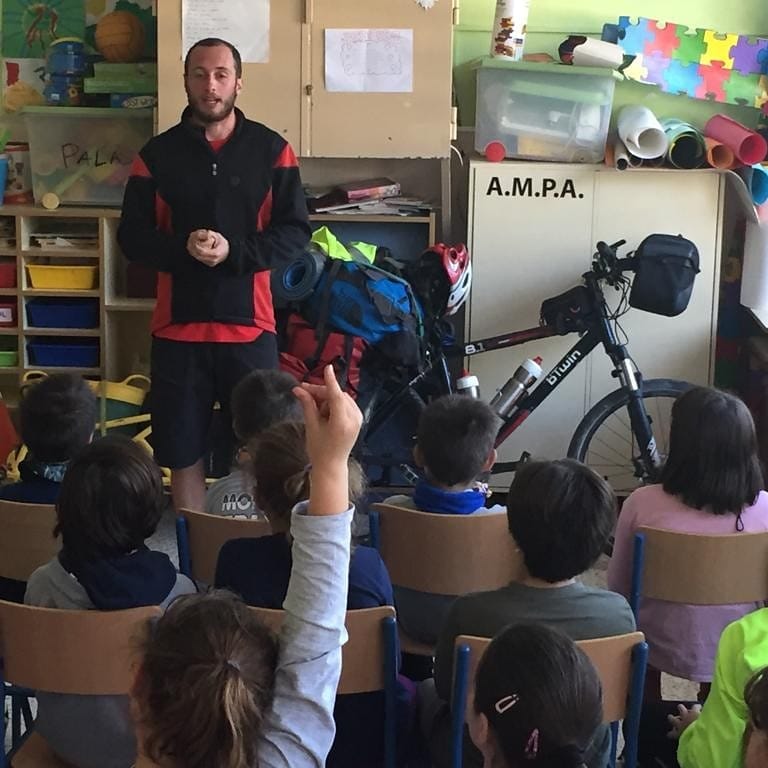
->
xmin=359 ymin=259 xmax=662 ymax=483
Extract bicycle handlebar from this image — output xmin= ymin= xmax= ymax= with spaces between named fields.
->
xmin=591 ymin=240 xmax=636 ymax=285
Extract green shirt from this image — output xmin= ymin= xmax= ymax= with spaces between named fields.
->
xmin=678 ymin=608 xmax=768 ymax=768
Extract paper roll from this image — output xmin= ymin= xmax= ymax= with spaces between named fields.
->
xmin=491 ymin=0 xmax=531 ymax=62
xmin=661 ymin=118 xmax=705 ymax=169
xmin=613 ymin=138 xmax=641 ymax=170
xmin=705 ymin=114 xmax=768 ymax=166
xmin=741 ymin=220 xmax=768 ymax=310
xmin=704 ymin=137 xmax=737 ymax=169
xmin=736 ymin=165 xmax=768 ymax=206
xmin=617 ymin=105 xmax=669 ymax=160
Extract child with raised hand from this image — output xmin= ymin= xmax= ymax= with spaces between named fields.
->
xmin=132 ymin=365 xmax=363 ymax=768
xmin=607 ymin=386 xmax=768 ymax=697
xmin=25 ymin=435 xmax=196 ymax=768
xmin=468 ymin=623 xmax=603 ymax=768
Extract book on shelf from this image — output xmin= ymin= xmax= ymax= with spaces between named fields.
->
xmin=336 ymin=177 xmax=401 ymax=201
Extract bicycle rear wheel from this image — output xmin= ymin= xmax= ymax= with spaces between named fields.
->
xmin=568 ymin=378 xmax=692 ymax=495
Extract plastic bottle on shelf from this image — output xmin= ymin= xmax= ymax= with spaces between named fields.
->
xmin=456 ymin=370 xmax=481 ymax=399
xmin=489 ymin=356 xmax=543 ymax=418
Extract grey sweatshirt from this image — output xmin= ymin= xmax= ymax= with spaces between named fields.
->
xmin=257 ymin=504 xmax=353 ymax=767
xmin=24 ymin=558 xmax=196 ymax=768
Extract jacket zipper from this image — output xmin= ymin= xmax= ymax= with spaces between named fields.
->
xmin=212 ymin=162 xmax=217 ymax=177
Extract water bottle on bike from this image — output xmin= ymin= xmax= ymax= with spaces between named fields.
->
xmin=456 ymin=370 xmax=481 ymax=399
xmin=490 ymin=356 xmax=543 ymax=417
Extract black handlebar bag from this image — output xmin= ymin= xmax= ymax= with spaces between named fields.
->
xmin=629 ymin=234 xmax=700 ymax=317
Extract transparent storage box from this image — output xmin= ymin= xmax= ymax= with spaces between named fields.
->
xmin=474 ymin=59 xmax=616 ymax=163
xmin=22 ymin=106 xmax=153 ymax=207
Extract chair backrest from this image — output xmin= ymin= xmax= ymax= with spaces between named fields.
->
xmin=249 ymin=605 xmax=398 ymax=695
xmin=370 ymin=503 xmax=523 ymax=595
xmin=177 ymin=507 xmax=271 ymax=584
xmin=0 ymin=600 xmax=160 ymax=694
xmin=633 ymin=527 xmax=768 ymax=608
xmin=0 ymin=500 xmax=59 ymax=581
xmin=452 ymin=632 xmax=648 ymax=768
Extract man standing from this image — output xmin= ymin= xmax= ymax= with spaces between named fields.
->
xmin=118 ymin=38 xmax=311 ymax=511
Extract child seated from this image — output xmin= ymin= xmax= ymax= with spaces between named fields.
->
xmin=130 ymin=365 xmax=363 ymax=768
xmin=468 ymin=623 xmax=603 ymax=768
xmin=25 ymin=435 xmax=196 ymax=768
xmin=215 ymin=419 xmax=392 ymax=609
xmin=385 ymin=394 xmax=505 ymax=644
xmin=205 ymin=369 xmax=302 ymax=517
xmin=424 ymin=458 xmax=635 ymax=768
xmin=1 ymin=372 xmax=97 ymax=504
xmin=608 ymin=386 xmax=768 ymax=695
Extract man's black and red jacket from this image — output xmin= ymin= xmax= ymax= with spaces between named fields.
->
xmin=117 ymin=107 xmax=311 ymax=337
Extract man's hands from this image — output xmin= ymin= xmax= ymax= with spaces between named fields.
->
xmin=187 ymin=229 xmax=230 ymax=267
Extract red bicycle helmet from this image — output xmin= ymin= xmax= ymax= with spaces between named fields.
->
xmin=406 ymin=243 xmax=472 ymax=320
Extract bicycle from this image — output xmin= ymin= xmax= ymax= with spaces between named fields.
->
xmin=358 ymin=237 xmax=696 ymax=495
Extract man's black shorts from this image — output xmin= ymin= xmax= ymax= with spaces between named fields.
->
xmin=150 ymin=334 xmax=278 ymax=469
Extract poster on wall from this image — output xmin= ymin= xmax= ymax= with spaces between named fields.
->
xmin=85 ymin=0 xmax=156 ymax=58
xmin=182 ymin=0 xmax=270 ymax=64
xmin=2 ymin=0 xmax=85 ymax=58
xmin=325 ymin=29 xmax=414 ymax=93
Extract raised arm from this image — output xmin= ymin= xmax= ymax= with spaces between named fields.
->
xmin=258 ymin=366 xmax=362 ymax=768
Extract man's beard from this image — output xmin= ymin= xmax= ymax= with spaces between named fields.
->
xmin=187 ymin=91 xmax=237 ymax=124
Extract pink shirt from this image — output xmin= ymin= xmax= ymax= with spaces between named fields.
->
xmin=607 ymin=484 xmax=768 ymax=681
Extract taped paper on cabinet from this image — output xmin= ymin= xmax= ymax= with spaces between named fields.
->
xmin=182 ymin=0 xmax=269 ymax=64
xmin=325 ymin=29 xmax=413 ymax=92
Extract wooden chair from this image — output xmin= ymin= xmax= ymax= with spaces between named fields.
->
xmin=176 ymin=507 xmax=271 ymax=585
xmin=0 ymin=501 xmax=59 ymax=584
xmin=250 ymin=606 xmax=399 ymax=768
xmin=0 ymin=501 xmax=59 ymax=748
xmin=0 ymin=600 xmax=160 ymax=768
xmin=629 ymin=528 xmax=768 ymax=616
xmin=369 ymin=503 xmax=523 ymax=655
xmin=451 ymin=631 xmax=648 ymax=768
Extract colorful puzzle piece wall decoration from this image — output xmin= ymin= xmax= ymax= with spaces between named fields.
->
xmin=616 ymin=17 xmax=768 ymax=110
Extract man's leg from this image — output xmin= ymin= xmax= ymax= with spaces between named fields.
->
xmin=151 ymin=338 xmax=215 ymax=512
xmin=171 ymin=459 xmax=207 ymax=513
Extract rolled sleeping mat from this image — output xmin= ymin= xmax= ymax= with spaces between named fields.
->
xmin=271 ymin=247 xmax=327 ymax=302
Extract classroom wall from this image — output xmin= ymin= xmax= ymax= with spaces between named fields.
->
xmin=455 ymin=0 xmax=768 ymax=127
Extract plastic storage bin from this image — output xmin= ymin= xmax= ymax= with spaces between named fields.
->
xmin=0 ymin=351 xmax=18 ymax=367
xmin=474 ymin=59 xmax=615 ymax=163
xmin=26 ymin=298 xmax=99 ymax=328
xmin=0 ymin=263 xmax=17 ymax=288
xmin=27 ymin=338 xmax=99 ymax=367
xmin=22 ymin=106 xmax=153 ymax=207
xmin=27 ymin=265 xmax=98 ymax=290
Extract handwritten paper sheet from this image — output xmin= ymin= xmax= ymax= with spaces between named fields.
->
xmin=182 ymin=0 xmax=270 ymax=64
xmin=325 ymin=29 xmax=414 ymax=93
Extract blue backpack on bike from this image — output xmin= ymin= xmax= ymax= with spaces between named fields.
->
xmin=304 ymin=257 xmax=424 ymax=366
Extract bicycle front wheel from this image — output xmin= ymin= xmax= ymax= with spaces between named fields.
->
xmin=568 ymin=378 xmax=692 ymax=495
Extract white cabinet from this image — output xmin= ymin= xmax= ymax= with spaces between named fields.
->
xmin=466 ymin=160 xmax=722 ymax=476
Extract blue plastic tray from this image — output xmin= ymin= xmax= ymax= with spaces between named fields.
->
xmin=27 ymin=339 xmax=99 ymax=367
xmin=26 ymin=298 xmax=99 ymax=329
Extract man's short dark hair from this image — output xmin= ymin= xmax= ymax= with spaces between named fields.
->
xmin=231 ymin=370 xmax=303 ymax=442
xmin=184 ymin=38 xmax=242 ymax=78
xmin=661 ymin=386 xmax=763 ymax=516
xmin=20 ymin=373 xmax=97 ymax=462
xmin=417 ymin=394 xmax=500 ymax=486
xmin=507 ymin=459 xmax=616 ymax=582
xmin=55 ymin=435 xmax=165 ymax=562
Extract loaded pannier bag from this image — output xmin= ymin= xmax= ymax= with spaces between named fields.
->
xmin=279 ymin=313 xmax=367 ymax=397
xmin=629 ymin=234 xmax=700 ymax=317
xmin=540 ymin=285 xmax=596 ymax=335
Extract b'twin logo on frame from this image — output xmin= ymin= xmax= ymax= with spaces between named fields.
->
xmin=485 ymin=175 xmax=585 ymax=200
xmin=545 ymin=349 xmax=583 ymax=386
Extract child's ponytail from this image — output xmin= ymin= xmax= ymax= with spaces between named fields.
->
xmin=135 ymin=592 xmax=278 ymax=768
